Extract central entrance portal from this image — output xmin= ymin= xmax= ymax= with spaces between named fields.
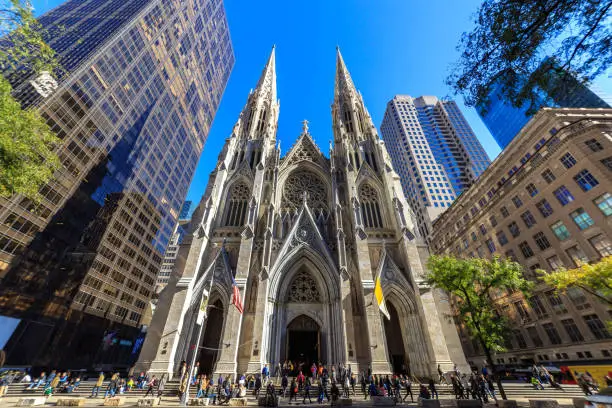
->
xmin=286 ymin=315 xmax=320 ymax=373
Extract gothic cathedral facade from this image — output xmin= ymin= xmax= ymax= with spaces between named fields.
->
xmin=136 ymin=48 xmax=469 ymax=378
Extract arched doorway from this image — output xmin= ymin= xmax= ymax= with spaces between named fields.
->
xmin=383 ymin=302 xmax=408 ymax=374
xmin=286 ymin=315 xmax=320 ymax=374
xmin=198 ymin=299 xmax=224 ymax=375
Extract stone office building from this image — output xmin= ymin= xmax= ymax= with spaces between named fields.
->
xmin=430 ymin=108 xmax=612 ymax=367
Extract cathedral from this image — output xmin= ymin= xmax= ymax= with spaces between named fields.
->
xmin=135 ymin=47 xmax=469 ymax=378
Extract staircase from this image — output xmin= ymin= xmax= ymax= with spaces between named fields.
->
xmin=2 ymin=380 xmax=589 ymax=402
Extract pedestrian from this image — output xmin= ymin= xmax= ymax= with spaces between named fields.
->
xmin=303 ymin=377 xmax=312 ymax=403
xmin=428 ymin=378 xmax=438 ymax=399
xmin=105 ymin=372 xmax=119 ymax=398
xmin=438 ymin=364 xmax=447 ymax=384
xmin=262 ymin=364 xmax=270 ymax=383
xmin=90 ymin=372 xmax=104 ymax=398
xmin=27 ymin=371 xmax=46 ymax=389
xmin=281 ymin=374 xmax=288 ymax=398
xmin=144 ymin=376 xmax=157 ymax=397
xmin=361 ymin=372 xmax=367 ymax=399
xmin=419 ymin=384 xmax=431 ymax=400
xmin=254 ymin=375 xmax=262 ymax=397
xmin=402 ymin=375 xmax=413 ymax=402
xmin=289 ymin=378 xmax=297 ymax=402
xmin=350 ymin=373 xmax=356 ymax=396
xmin=330 ymin=382 xmax=340 ymax=404
xmin=343 ymin=374 xmax=350 ymax=397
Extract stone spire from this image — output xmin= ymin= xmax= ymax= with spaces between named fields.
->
xmin=254 ymin=45 xmax=277 ymax=103
xmin=334 ymin=47 xmax=356 ymax=103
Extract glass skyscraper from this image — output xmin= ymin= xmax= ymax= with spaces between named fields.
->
xmin=478 ymin=65 xmax=611 ymax=149
xmin=0 ymin=0 xmax=233 ymax=368
xmin=381 ymin=95 xmax=490 ymax=240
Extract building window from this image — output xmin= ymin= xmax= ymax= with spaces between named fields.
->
xmin=512 ymin=195 xmax=523 ymax=208
xmin=496 ymin=231 xmax=508 ymax=246
xmin=514 ymin=330 xmax=528 ymax=349
xmin=566 ymin=287 xmax=587 ymax=306
xmin=508 ymin=221 xmax=520 ymax=238
xmin=471 ymin=231 xmax=477 ymax=242
xmin=500 ymin=206 xmax=510 ymax=218
xmin=514 ymin=301 xmax=530 ymax=321
xmin=570 ymin=208 xmax=594 ymax=230
xmin=553 ymin=186 xmax=575 ymax=206
xmin=561 ymin=319 xmax=585 ymax=342
xmin=479 ymin=224 xmax=487 ymax=235
xmin=546 ymin=255 xmax=564 ymax=270
xmin=505 ymin=249 xmax=518 ymax=262
xmin=359 ymin=184 xmax=384 ymax=229
xmin=486 ymin=239 xmax=496 ymax=254
xmin=541 ymin=169 xmax=556 ymax=184
xmin=224 ymin=183 xmax=250 ymax=227
xmin=527 ymin=326 xmax=544 ymax=347
xmin=529 ymin=295 xmax=548 ymax=318
xmin=594 ymin=193 xmax=612 ymax=216
xmin=489 ymin=215 xmax=497 ymax=227
xmin=551 ymin=221 xmax=571 ymax=241
xmin=589 ymin=234 xmax=612 ymax=257
xmin=585 ymin=139 xmax=604 ymax=152
xmin=601 ymin=157 xmax=612 ymax=171
xmin=566 ymin=245 xmax=589 ymax=266
xmin=583 ymin=314 xmax=610 ymax=339
xmin=533 ymin=232 xmax=551 ymax=250
xmin=519 ymin=241 xmax=534 ymax=258
xmin=543 ymin=323 xmax=563 ymax=345
xmin=521 ymin=211 xmax=537 ymax=228
xmin=546 ymin=290 xmax=567 ymax=313
xmin=536 ymin=199 xmax=554 ymax=218
xmin=574 ymin=169 xmax=599 ymax=191
xmin=526 ymin=183 xmax=538 ymax=197
xmin=560 ymin=152 xmax=577 ymax=169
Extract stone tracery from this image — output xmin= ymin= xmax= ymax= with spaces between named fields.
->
xmin=282 ymin=170 xmax=328 ymax=214
xmin=286 ymin=270 xmax=321 ymax=303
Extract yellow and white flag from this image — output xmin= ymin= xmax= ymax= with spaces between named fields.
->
xmin=374 ymin=268 xmax=390 ymax=320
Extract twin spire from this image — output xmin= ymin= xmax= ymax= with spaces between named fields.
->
xmin=250 ymin=46 xmax=358 ymax=108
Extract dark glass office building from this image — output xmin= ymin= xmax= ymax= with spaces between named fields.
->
xmin=0 ymin=0 xmax=233 ymax=369
xmin=478 ymin=64 xmax=610 ymax=149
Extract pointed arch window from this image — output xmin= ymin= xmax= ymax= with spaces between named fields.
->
xmin=256 ymin=108 xmax=267 ymax=134
xmin=343 ymin=107 xmax=354 ymax=133
xmin=225 ymin=183 xmax=250 ymax=226
xmin=359 ymin=184 xmax=383 ymax=229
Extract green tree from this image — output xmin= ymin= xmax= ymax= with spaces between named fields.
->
xmin=426 ymin=255 xmax=532 ymax=400
xmin=447 ymin=0 xmax=612 ymax=114
xmin=540 ymin=256 xmax=612 ymax=305
xmin=0 ymin=0 xmax=60 ymax=200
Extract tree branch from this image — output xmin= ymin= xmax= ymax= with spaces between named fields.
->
xmin=560 ymin=0 xmax=612 ymax=71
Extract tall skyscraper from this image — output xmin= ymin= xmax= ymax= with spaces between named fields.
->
xmin=380 ymin=95 xmax=490 ymax=240
xmin=0 ymin=0 xmax=233 ymax=368
xmin=478 ymin=64 xmax=611 ymax=149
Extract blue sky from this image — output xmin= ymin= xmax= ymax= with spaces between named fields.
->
xmin=34 ymin=0 xmax=612 ymax=210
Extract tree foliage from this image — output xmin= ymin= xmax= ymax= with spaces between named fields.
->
xmin=540 ymin=256 xmax=612 ymax=305
xmin=0 ymin=0 xmax=61 ymax=200
xmin=426 ymin=255 xmax=532 ymax=352
xmin=447 ymin=0 xmax=612 ymax=113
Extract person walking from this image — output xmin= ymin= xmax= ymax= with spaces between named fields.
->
xmin=289 ymin=378 xmax=297 ymax=403
xmin=105 ymin=373 xmax=119 ymax=398
xmin=428 ymin=378 xmax=439 ymax=399
xmin=438 ymin=364 xmax=447 ymax=384
xmin=361 ymin=373 xmax=367 ymax=400
xmin=350 ymin=373 xmax=356 ymax=396
xmin=303 ymin=377 xmax=313 ymax=404
xmin=90 ymin=372 xmax=104 ymax=398
xmin=144 ymin=376 xmax=157 ymax=397
xmin=281 ymin=374 xmax=288 ymax=398
xmin=262 ymin=364 xmax=270 ymax=383
xmin=402 ymin=375 xmax=413 ymax=402
xmin=254 ymin=375 xmax=262 ymax=397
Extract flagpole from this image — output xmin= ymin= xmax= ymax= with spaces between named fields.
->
xmin=181 ymin=267 xmax=215 ymax=406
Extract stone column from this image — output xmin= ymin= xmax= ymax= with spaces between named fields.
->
xmin=213 ymin=277 xmax=246 ymax=377
xmin=340 ymin=278 xmax=358 ymax=367
xmin=245 ymin=276 xmax=269 ymax=373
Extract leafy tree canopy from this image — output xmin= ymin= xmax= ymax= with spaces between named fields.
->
xmin=448 ymin=0 xmax=612 ymax=113
xmin=426 ymin=255 xmax=532 ymax=352
xmin=0 ymin=0 xmax=60 ymax=201
xmin=540 ymin=256 xmax=612 ymax=305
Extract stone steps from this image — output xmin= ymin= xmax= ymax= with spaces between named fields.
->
xmin=3 ymin=381 xmax=587 ymax=401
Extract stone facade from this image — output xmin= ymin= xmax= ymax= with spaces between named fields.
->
xmin=430 ymin=108 xmax=612 ymax=367
xmin=135 ymin=48 xmax=468 ymax=378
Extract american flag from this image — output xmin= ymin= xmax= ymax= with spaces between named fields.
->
xmin=231 ymin=276 xmax=243 ymax=314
